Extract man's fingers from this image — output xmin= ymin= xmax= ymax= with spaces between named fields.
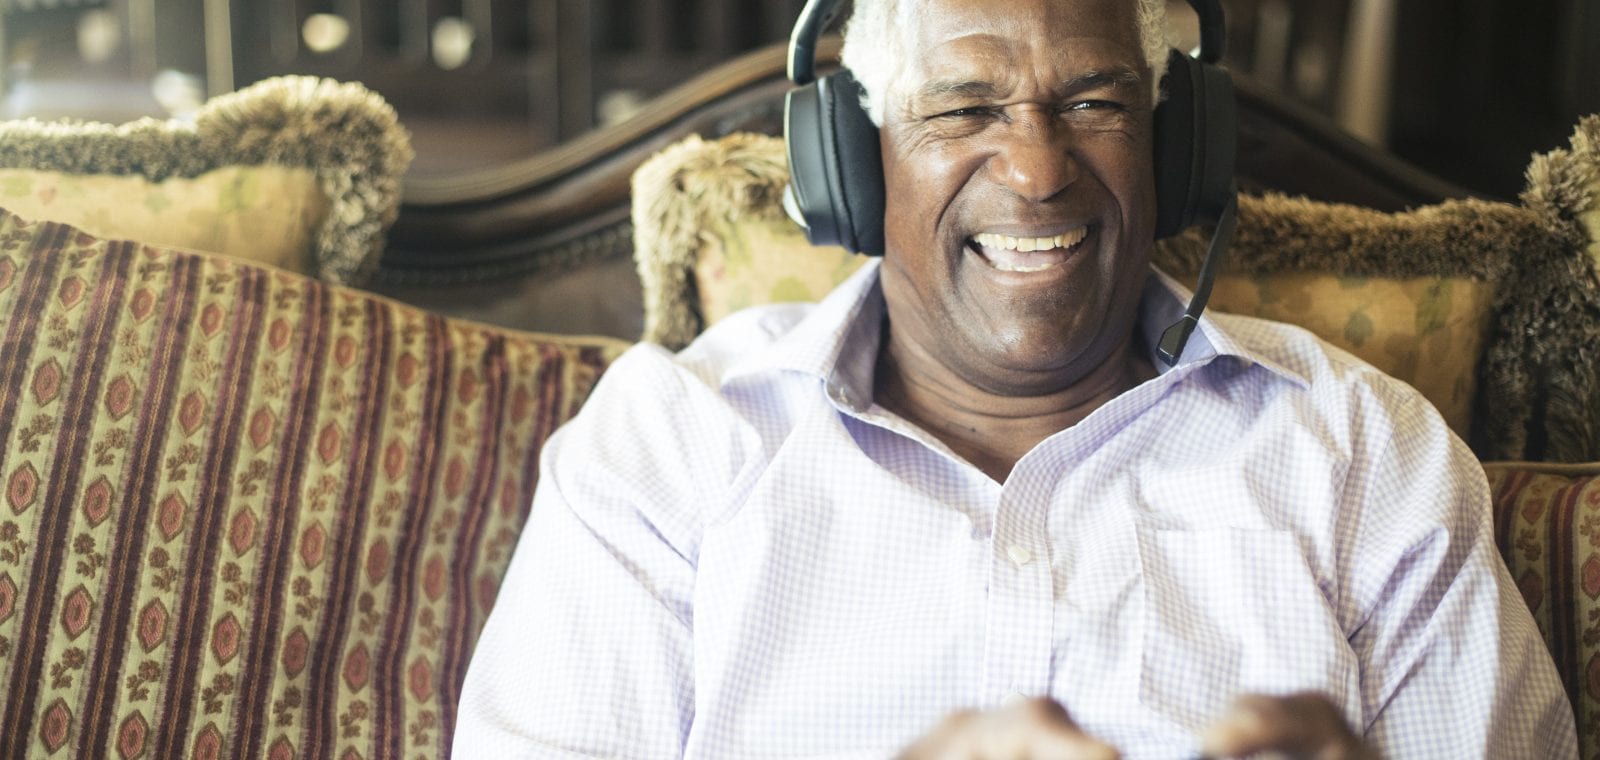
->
xmin=896 ymin=697 xmax=1120 ymax=760
xmin=896 ymin=709 xmax=982 ymax=760
xmin=1200 ymin=692 xmax=1376 ymax=760
xmin=994 ymin=699 xmax=1119 ymax=760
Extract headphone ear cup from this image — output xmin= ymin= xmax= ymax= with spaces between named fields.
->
xmin=1153 ymin=49 xmax=1237 ymax=239
xmin=783 ymin=71 xmax=885 ymax=256
xmin=1154 ymin=50 xmax=1201 ymax=239
xmin=816 ymin=71 xmax=885 ymax=256
xmin=784 ymin=81 xmax=840 ymax=246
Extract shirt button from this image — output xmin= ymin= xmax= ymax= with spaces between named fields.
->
xmin=1001 ymin=691 xmax=1029 ymax=708
xmin=1005 ymin=544 xmax=1034 ymax=566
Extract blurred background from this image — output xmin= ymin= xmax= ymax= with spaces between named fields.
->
xmin=1 ymin=0 xmax=1595 ymax=198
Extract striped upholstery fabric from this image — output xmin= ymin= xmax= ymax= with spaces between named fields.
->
xmin=1487 ymin=462 xmax=1600 ymax=759
xmin=0 ymin=206 xmax=628 ymax=759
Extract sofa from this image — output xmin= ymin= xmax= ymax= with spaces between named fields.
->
xmin=1 ymin=46 xmax=1599 ymax=760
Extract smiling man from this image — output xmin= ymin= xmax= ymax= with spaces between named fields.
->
xmin=453 ymin=1 xmax=1577 ymax=758
xmin=873 ymin=0 xmax=1163 ymax=485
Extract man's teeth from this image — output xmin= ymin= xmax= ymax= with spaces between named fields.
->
xmin=970 ymin=228 xmax=1089 ymax=272
xmin=972 ymin=228 xmax=1088 ymax=253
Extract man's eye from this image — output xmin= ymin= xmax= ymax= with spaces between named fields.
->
xmin=1066 ymin=100 xmax=1124 ymax=112
xmin=935 ymin=107 xmax=992 ymax=119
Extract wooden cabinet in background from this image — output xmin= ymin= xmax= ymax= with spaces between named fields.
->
xmin=2 ymin=0 xmax=1593 ymax=194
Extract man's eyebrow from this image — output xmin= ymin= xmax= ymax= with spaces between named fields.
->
xmin=915 ymin=79 xmax=1001 ymax=101
xmin=913 ymin=68 xmax=1147 ymax=102
xmin=1061 ymin=68 xmax=1146 ymax=93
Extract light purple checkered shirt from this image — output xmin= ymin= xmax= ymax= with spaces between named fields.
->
xmin=455 ymin=261 xmax=1576 ymax=759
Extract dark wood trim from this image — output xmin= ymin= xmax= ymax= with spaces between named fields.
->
xmin=379 ymin=38 xmax=834 ymax=280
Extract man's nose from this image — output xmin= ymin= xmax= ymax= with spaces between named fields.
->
xmin=989 ymin=115 xmax=1078 ymax=203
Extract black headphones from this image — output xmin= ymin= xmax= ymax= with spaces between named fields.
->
xmin=782 ymin=0 xmax=1239 ymax=366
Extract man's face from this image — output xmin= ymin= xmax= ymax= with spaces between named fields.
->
xmin=878 ymin=0 xmax=1158 ymax=395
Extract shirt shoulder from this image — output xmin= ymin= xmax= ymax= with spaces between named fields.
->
xmin=1196 ymin=310 xmax=1479 ymax=508
xmin=672 ymin=301 xmax=817 ymax=385
xmin=585 ymin=298 xmax=814 ymax=411
xmin=541 ymin=303 xmax=828 ymax=534
xmin=1207 ymin=309 xmax=1432 ymax=415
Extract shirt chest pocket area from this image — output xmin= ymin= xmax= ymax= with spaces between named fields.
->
xmin=1134 ymin=527 xmax=1360 ymax=733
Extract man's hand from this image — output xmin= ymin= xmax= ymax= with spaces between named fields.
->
xmin=896 ymin=697 xmax=1120 ymax=760
xmin=1201 ymin=693 xmax=1378 ymax=760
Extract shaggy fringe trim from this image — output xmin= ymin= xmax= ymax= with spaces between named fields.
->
xmin=1516 ymin=115 xmax=1600 ymax=462
xmin=0 ymin=76 xmax=414 ymax=285
xmin=632 ymin=133 xmax=791 ymax=348
xmin=632 ymin=127 xmax=1600 ymax=461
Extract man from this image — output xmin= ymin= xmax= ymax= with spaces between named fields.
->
xmin=454 ymin=0 xmax=1577 ymax=756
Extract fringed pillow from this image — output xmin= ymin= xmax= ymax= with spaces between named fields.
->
xmin=0 ymin=76 xmax=413 ymax=284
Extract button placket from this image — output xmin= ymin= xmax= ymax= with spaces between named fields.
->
xmin=982 ymin=484 xmax=1055 ymax=706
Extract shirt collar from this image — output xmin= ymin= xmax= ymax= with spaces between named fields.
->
xmin=1138 ymin=267 xmax=1309 ymax=388
xmin=722 ymin=259 xmax=1308 ymax=406
xmin=723 ymin=260 xmax=886 ymax=401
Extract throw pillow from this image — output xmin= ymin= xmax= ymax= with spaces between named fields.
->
xmin=0 ymin=206 xmax=627 ymax=758
xmin=0 ymin=75 xmax=413 ymax=284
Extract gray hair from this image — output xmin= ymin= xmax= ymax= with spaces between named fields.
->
xmin=840 ymin=0 xmax=1173 ymax=125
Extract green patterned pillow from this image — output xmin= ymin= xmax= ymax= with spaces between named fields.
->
xmin=0 ymin=166 xmax=327 ymax=276
xmin=696 ymin=213 xmax=865 ymax=322
xmin=0 ymin=206 xmax=627 ymax=758
xmin=1192 ymin=272 xmax=1492 ymax=437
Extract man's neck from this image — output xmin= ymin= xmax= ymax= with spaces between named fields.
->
xmin=873 ymin=329 xmax=1156 ymax=484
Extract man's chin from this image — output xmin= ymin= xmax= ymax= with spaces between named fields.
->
xmin=946 ymin=327 xmax=1108 ymax=392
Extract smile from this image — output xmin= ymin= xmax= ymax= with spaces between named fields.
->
xmin=969 ymin=227 xmax=1090 ymax=273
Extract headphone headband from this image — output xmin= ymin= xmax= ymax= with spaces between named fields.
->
xmin=1190 ymin=0 xmax=1227 ymax=63
xmin=787 ymin=0 xmax=840 ymax=85
xmin=786 ymin=0 xmax=1228 ymax=85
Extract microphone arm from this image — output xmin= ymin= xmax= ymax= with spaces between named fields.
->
xmin=1157 ymin=189 xmax=1237 ymax=367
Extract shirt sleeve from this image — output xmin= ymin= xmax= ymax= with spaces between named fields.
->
xmin=453 ymin=346 xmax=758 ymax=759
xmin=1342 ymin=391 xmax=1578 ymax=758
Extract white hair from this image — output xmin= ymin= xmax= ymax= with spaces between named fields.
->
xmin=840 ymin=0 xmax=1173 ymax=125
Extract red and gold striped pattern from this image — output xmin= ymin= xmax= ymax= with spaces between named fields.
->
xmin=1487 ymin=462 xmax=1600 ymax=759
xmin=0 ymin=207 xmax=628 ymax=759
